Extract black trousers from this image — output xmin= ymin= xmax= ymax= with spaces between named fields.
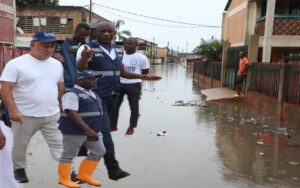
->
xmin=101 ymin=95 xmax=120 ymax=170
xmin=111 ymin=83 xmax=142 ymax=128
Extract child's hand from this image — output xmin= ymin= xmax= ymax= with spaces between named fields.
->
xmin=84 ymin=129 xmax=99 ymax=141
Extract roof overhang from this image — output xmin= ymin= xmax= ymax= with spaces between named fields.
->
xmin=224 ymin=0 xmax=232 ymax=11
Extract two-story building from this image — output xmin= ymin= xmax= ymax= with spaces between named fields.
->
xmin=16 ymin=6 xmax=109 ymax=44
xmin=222 ymin=0 xmax=300 ymax=63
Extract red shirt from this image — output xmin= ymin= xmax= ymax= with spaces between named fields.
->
xmin=238 ymin=57 xmax=249 ymax=76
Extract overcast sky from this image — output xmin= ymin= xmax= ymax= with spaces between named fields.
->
xmin=59 ymin=0 xmax=228 ymax=52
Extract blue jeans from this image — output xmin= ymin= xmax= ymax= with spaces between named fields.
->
xmin=111 ymin=83 xmax=141 ymax=128
xmin=101 ymin=95 xmax=120 ymax=170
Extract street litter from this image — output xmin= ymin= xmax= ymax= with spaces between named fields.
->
xmin=288 ymin=162 xmax=299 ymax=166
xmin=144 ymin=88 xmax=156 ymax=92
xmin=227 ymin=116 xmax=234 ymax=122
xmin=157 ymin=131 xmax=168 ymax=136
xmin=287 ymin=143 xmax=300 ymax=147
xmin=256 ymin=141 xmax=264 ymax=145
xmin=172 ymin=100 xmax=207 ymax=107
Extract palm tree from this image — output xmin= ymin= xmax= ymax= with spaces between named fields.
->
xmin=193 ymin=36 xmax=222 ymax=61
xmin=16 ymin=0 xmax=59 ymax=9
xmin=113 ymin=20 xmax=131 ymax=42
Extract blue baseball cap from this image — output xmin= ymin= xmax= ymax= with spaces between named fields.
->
xmin=77 ymin=71 xmax=95 ymax=80
xmin=31 ymin=31 xmax=57 ymax=43
xmin=77 ymin=71 xmax=104 ymax=80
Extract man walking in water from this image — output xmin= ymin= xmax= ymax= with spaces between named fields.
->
xmin=76 ymin=22 xmax=161 ymax=180
xmin=110 ymin=38 xmax=150 ymax=136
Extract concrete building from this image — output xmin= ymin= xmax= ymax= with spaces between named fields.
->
xmin=222 ymin=0 xmax=300 ymax=63
xmin=0 ymin=0 xmax=15 ymax=46
xmin=16 ymin=6 xmax=109 ymax=42
xmin=156 ymin=47 xmax=168 ymax=64
xmin=136 ymin=37 xmax=158 ymax=64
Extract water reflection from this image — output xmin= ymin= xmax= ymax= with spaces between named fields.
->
xmin=198 ymin=98 xmax=300 ymax=188
xmin=152 ymin=63 xmax=300 ymax=187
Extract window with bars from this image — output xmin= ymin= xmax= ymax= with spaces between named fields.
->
xmin=18 ymin=16 xmax=74 ymax=34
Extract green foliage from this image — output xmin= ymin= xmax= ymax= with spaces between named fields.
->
xmin=113 ymin=19 xmax=132 ymax=41
xmin=193 ymin=36 xmax=222 ymax=61
xmin=16 ymin=0 xmax=59 ymax=9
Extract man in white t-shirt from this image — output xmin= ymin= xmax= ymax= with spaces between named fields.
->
xmin=110 ymin=38 xmax=150 ymax=136
xmin=0 ymin=31 xmax=64 ymax=183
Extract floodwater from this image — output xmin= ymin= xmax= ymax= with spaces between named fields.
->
xmin=23 ymin=63 xmax=300 ymax=188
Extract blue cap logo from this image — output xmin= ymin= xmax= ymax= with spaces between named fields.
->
xmin=31 ymin=31 xmax=57 ymax=43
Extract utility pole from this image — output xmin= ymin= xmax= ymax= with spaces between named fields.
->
xmin=89 ymin=0 xmax=92 ymax=23
xmin=152 ymin=38 xmax=155 ymax=64
xmin=186 ymin=42 xmax=188 ymax=53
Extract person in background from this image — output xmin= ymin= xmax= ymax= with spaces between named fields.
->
xmin=234 ymin=51 xmax=249 ymax=97
xmin=59 ymin=23 xmax=91 ymax=88
xmin=110 ymin=37 xmax=150 ymax=136
xmin=0 ymin=31 xmax=64 ymax=183
xmin=76 ymin=22 xmax=161 ymax=180
xmin=58 ymin=71 xmax=106 ymax=188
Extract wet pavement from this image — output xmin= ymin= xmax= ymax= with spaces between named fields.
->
xmin=23 ymin=63 xmax=300 ymax=188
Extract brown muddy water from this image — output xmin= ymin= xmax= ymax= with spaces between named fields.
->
xmin=23 ymin=63 xmax=300 ymax=188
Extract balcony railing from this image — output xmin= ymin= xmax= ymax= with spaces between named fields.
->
xmin=255 ymin=15 xmax=300 ymax=36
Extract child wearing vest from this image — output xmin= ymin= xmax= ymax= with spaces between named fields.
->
xmin=58 ymin=71 xmax=106 ymax=188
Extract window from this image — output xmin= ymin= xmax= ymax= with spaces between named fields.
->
xmin=60 ymin=18 xmax=73 ymax=34
xmin=261 ymin=1 xmax=267 ymax=17
xmin=283 ymin=50 xmax=300 ymax=63
xmin=18 ymin=16 xmax=33 ymax=33
xmin=33 ymin=18 xmax=40 ymax=26
xmin=290 ymin=2 xmax=300 ymax=15
xmin=18 ymin=16 xmax=73 ymax=34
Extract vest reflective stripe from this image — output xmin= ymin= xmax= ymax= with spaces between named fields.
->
xmin=61 ymin=112 xmax=101 ymax=117
xmin=92 ymin=71 xmax=120 ymax=76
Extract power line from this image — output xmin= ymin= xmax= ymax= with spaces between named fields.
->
xmin=93 ymin=3 xmax=221 ymax=28
xmin=95 ymin=6 xmax=203 ymax=28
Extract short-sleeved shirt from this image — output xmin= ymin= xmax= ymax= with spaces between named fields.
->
xmin=238 ymin=57 xmax=249 ymax=76
xmin=0 ymin=54 xmax=64 ymax=117
xmin=121 ymin=52 xmax=150 ymax=84
xmin=62 ymin=85 xmax=98 ymax=111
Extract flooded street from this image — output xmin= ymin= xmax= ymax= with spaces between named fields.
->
xmin=24 ymin=63 xmax=300 ymax=188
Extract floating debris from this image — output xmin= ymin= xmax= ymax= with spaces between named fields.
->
xmin=226 ymin=116 xmax=234 ymax=122
xmin=172 ymin=100 xmax=207 ymax=107
xmin=262 ymin=124 xmax=269 ymax=129
xmin=292 ymin=177 xmax=299 ymax=181
xmin=157 ymin=131 xmax=168 ymax=136
xmin=144 ymin=88 xmax=156 ymax=92
xmin=256 ymin=141 xmax=264 ymax=145
xmin=288 ymin=161 xmax=299 ymax=166
xmin=259 ymin=152 xmax=264 ymax=156
xmin=287 ymin=143 xmax=300 ymax=147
